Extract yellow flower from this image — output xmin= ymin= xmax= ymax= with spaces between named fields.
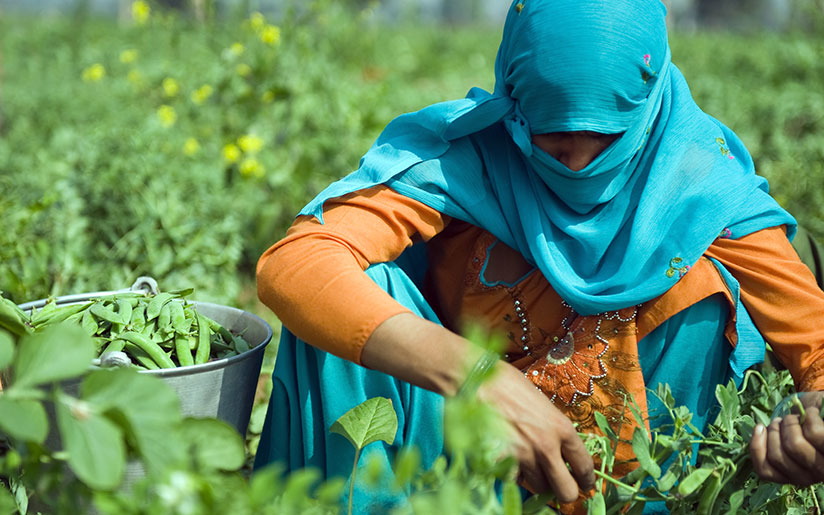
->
xmin=239 ymin=158 xmax=264 ymax=178
xmin=157 ymin=105 xmax=177 ymax=127
xmin=81 ymin=63 xmax=106 ymax=82
xmin=132 ymin=0 xmax=150 ymax=24
xmin=260 ymin=25 xmax=281 ymax=46
xmin=238 ymin=134 xmax=263 ymax=154
xmin=190 ymin=84 xmax=213 ymax=105
xmin=249 ymin=12 xmax=265 ymax=31
xmin=183 ymin=138 xmax=200 ymax=156
xmin=119 ymin=49 xmax=138 ymax=64
xmin=162 ymin=77 xmax=180 ymax=98
xmin=230 ymin=42 xmax=244 ymax=56
xmin=236 ymin=63 xmax=252 ymax=77
xmin=261 ymin=90 xmax=275 ymax=104
xmin=223 ymin=143 xmax=241 ymax=164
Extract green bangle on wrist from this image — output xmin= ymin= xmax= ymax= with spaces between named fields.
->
xmin=457 ymin=350 xmax=500 ymax=397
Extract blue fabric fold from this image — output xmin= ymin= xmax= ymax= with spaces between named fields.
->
xmin=299 ymin=0 xmax=795 ymax=316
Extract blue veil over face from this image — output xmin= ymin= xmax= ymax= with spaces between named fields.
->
xmin=301 ymin=0 xmax=794 ymax=315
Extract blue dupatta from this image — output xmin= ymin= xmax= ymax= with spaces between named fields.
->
xmin=300 ymin=0 xmax=795 ymax=316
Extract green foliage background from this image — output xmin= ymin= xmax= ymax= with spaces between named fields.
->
xmin=2 ymin=2 xmax=822 ymax=310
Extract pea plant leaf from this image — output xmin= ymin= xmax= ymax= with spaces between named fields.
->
xmin=631 ymin=427 xmax=661 ymax=479
xmin=12 ymin=324 xmax=95 ymax=389
xmin=0 ymin=330 xmax=13 ymax=369
xmin=0 ymin=483 xmax=17 ymax=515
xmin=330 ymin=397 xmax=398 ymax=452
xmin=179 ymin=417 xmax=246 ymax=471
xmin=0 ymin=397 xmax=48 ymax=443
xmin=56 ymin=392 xmax=125 ymax=491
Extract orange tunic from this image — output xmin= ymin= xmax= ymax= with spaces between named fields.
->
xmin=257 ymin=185 xmax=824 ymax=391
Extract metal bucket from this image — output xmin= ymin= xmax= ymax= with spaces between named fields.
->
xmin=18 ymin=277 xmax=274 ymax=437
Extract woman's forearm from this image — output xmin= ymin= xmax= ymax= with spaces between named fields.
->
xmin=361 ymin=312 xmax=485 ymax=396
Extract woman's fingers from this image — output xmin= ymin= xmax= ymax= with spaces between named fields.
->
xmin=561 ymin=431 xmax=596 ymax=492
xmin=802 ymin=407 xmax=824 ymax=454
xmin=751 ymin=413 xmax=824 ymax=486
xmin=538 ymin=446 xmax=582 ymax=503
xmin=750 ymin=421 xmax=791 ymax=483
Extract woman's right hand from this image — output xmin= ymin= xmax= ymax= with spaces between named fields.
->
xmin=362 ymin=313 xmax=594 ymax=503
xmin=478 ymin=361 xmax=595 ymax=503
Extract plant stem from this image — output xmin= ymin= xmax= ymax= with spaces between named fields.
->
xmin=593 ymin=470 xmax=638 ymax=494
xmin=812 ymin=485 xmax=821 ymax=515
xmin=348 ymin=447 xmax=361 ymax=515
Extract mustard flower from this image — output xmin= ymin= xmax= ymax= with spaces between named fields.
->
xmin=230 ymin=42 xmax=244 ymax=56
xmin=190 ymin=84 xmax=213 ymax=105
xmin=81 ymin=63 xmax=106 ymax=82
xmin=238 ymin=134 xmax=263 ymax=154
xmin=236 ymin=63 xmax=252 ymax=78
xmin=132 ymin=0 xmax=150 ymax=24
xmin=260 ymin=25 xmax=281 ymax=46
xmin=249 ymin=12 xmax=265 ymax=31
xmin=119 ymin=49 xmax=138 ymax=64
xmin=162 ymin=77 xmax=180 ymax=98
xmin=157 ymin=105 xmax=177 ymax=127
xmin=183 ymin=138 xmax=200 ymax=156
xmin=261 ymin=90 xmax=275 ymax=104
xmin=223 ymin=143 xmax=241 ymax=164
xmin=239 ymin=158 xmax=264 ymax=178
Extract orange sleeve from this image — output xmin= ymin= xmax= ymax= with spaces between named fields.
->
xmin=705 ymin=226 xmax=824 ymax=391
xmin=256 ymin=185 xmax=449 ymax=364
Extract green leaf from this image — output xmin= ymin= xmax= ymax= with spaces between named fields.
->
xmin=80 ymin=369 xmax=184 ymax=474
xmin=0 ymin=483 xmax=17 ymax=515
xmin=56 ymin=394 xmax=125 ymax=490
xmin=180 ymin=417 xmax=246 ymax=471
xmin=594 ymin=411 xmax=617 ymax=442
xmin=0 ymin=297 xmax=30 ymax=337
xmin=0 ymin=330 xmax=14 ymax=369
xmin=392 ymin=446 xmax=421 ymax=490
xmin=586 ymin=492 xmax=606 ymax=515
xmin=727 ymin=488 xmax=745 ymax=513
xmin=0 ymin=396 xmax=48 ymax=443
xmin=631 ymin=427 xmax=661 ymax=479
xmin=502 ymin=480 xmax=523 ymax=515
xmin=12 ymin=324 xmax=95 ymax=389
xmin=330 ymin=397 xmax=398 ymax=451
xmin=677 ymin=466 xmax=714 ymax=497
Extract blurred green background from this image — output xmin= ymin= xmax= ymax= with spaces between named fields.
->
xmin=1 ymin=0 xmax=823 ymax=322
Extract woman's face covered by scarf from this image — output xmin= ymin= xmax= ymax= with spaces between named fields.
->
xmin=494 ymin=0 xmax=671 ymax=209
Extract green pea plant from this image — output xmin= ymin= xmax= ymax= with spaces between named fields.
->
xmin=328 ymin=325 xmax=824 ymax=515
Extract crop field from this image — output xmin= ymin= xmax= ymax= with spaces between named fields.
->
xmin=1 ymin=1 xmax=824 ymax=513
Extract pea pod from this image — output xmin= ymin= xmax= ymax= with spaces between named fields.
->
xmin=169 ymin=301 xmax=188 ymax=333
xmin=677 ymin=466 xmax=714 ymax=497
xmin=195 ymin=313 xmax=211 ymax=365
xmin=146 ymin=292 xmax=175 ymax=321
xmin=115 ymin=298 xmax=133 ymax=325
xmin=101 ymin=338 xmax=126 ymax=355
xmin=120 ymin=331 xmax=176 ymax=369
xmin=123 ymin=342 xmax=160 ymax=370
xmin=174 ymin=333 xmax=194 ymax=367
xmin=696 ymin=470 xmax=723 ymax=515
xmin=90 ymin=301 xmax=121 ymax=324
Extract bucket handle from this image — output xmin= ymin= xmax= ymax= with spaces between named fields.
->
xmin=17 ymin=276 xmax=160 ymax=311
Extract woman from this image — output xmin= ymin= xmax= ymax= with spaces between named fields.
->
xmin=254 ymin=0 xmax=824 ymax=511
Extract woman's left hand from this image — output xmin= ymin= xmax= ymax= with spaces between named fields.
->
xmin=749 ymin=390 xmax=824 ymax=486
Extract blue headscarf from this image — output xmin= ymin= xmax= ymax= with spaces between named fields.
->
xmin=301 ymin=0 xmax=795 ymax=316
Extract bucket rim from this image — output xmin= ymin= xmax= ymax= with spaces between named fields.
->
xmin=19 ymin=293 xmax=274 ymax=377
